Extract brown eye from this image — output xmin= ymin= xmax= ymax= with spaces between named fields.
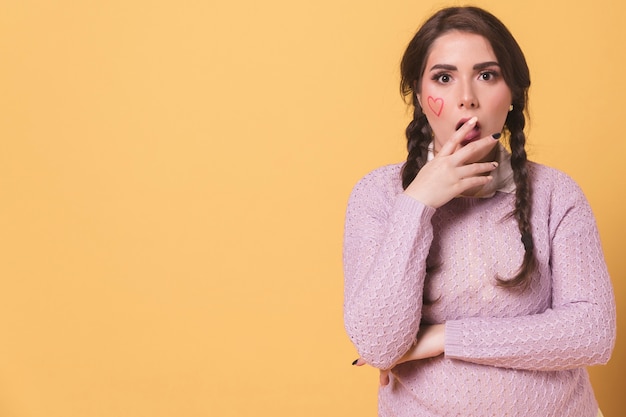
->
xmin=432 ymin=73 xmax=451 ymax=83
xmin=480 ymin=71 xmax=497 ymax=81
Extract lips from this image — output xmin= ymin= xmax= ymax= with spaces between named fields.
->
xmin=455 ymin=118 xmax=470 ymax=131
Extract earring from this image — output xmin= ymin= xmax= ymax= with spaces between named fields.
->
xmin=509 ymin=104 xmax=514 ymax=112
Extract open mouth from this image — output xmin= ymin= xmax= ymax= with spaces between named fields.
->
xmin=455 ymin=118 xmax=480 ymax=131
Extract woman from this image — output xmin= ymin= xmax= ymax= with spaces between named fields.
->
xmin=343 ymin=6 xmax=615 ymax=417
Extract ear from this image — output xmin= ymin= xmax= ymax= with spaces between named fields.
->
xmin=413 ymin=81 xmax=422 ymax=107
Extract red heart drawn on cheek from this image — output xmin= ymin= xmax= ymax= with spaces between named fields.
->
xmin=427 ymin=96 xmax=444 ymax=117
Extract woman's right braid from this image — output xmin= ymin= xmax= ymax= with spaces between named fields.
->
xmin=401 ymin=104 xmax=433 ymax=189
xmin=401 ymin=102 xmax=441 ymax=294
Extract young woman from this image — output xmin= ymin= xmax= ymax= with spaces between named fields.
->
xmin=343 ymin=7 xmax=615 ymax=417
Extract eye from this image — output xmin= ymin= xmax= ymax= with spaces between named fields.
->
xmin=432 ymin=72 xmax=452 ymax=84
xmin=479 ymin=71 xmax=499 ymax=81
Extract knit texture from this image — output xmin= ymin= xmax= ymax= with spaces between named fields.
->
xmin=343 ymin=162 xmax=616 ymax=417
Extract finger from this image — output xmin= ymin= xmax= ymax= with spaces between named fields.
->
xmin=456 ymin=161 xmax=499 ymax=179
xmin=352 ymin=358 xmax=366 ymax=366
xmin=456 ymin=174 xmax=493 ymax=192
xmin=379 ymin=370 xmax=390 ymax=386
xmin=437 ymin=116 xmax=478 ymax=157
xmin=452 ymin=132 xmax=501 ymax=165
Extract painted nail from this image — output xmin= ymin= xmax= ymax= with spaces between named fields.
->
xmin=492 ymin=133 xmax=501 ymax=139
xmin=352 ymin=359 xmax=358 ymax=365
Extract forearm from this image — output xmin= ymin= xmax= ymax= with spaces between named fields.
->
xmin=344 ymin=194 xmax=435 ymax=369
xmin=444 ymin=301 xmax=615 ymax=371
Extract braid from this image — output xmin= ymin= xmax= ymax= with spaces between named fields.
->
xmin=401 ymin=100 xmax=433 ymax=189
xmin=497 ymin=106 xmax=536 ymax=289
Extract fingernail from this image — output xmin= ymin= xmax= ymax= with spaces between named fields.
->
xmin=492 ymin=132 xmax=501 ymax=139
xmin=352 ymin=359 xmax=358 ymax=365
xmin=468 ymin=117 xmax=478 ymax=125
xmin=492 ymin=162 xmax=499 ymax=168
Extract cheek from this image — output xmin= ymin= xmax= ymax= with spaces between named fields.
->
xmin=425 ymin=96 xmax=445 ymax=117
xmin=420 ymin=92 xmax=449 ymax=142
xmin=490 ymin=89 xmax=513 ymax=115
xmin=419 ymin=83 xmax=449 ymax=118
xmin=420 ymin=88 xmax=451 ymax=136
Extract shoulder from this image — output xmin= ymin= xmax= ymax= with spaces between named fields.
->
xmin=346 ymin=163 xmax=405 ymax=212
xmin=527 ymin=161 xmax=594 ymax=226
xmin=349 ymin=163 xmax=404 ymax=198
xmin=527 ymin=161 xmax=587 ymax=201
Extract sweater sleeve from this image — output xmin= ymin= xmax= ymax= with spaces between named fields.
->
xmin=445 ymin=173 xmax=616 ymax=371
xmin=343 ymin=168 xmax=436 ymax=369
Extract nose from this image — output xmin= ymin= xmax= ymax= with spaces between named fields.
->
xmin=458 ymin=83 xmax=478 ymax=109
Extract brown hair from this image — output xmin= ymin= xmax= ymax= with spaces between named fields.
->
xmin=400 ymin=6 xmax=535 ymax=288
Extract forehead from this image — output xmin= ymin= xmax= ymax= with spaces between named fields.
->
xmin=426 ymin=31 xmax=497 ymax=66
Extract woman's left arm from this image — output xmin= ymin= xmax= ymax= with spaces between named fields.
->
xmin=445 ymin=174 xmax=616 ymax=371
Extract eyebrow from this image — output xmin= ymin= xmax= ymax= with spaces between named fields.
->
xmin=429 ymin=61 xmax=501 ymax=71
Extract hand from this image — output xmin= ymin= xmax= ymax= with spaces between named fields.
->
xmin=404 ymin=117 xmax=500 ymax=208
xmin=353 ymin=324 xmax=445 ymax=386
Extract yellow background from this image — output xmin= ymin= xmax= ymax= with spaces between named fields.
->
xmin=0 ymin=0 xmax=624 ymax=415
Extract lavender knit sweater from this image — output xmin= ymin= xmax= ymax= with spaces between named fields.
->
xmin=343 ymin=161 xmax=616 ymax=417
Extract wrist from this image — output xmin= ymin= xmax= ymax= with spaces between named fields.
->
xmin=438 ymin=323 xmax=445 ymax=355
xmin=402 ymin=189 xmax=438 ymax=209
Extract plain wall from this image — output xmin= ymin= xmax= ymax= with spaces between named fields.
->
xmin=0 ymin=0 xmax=624 ymax=415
